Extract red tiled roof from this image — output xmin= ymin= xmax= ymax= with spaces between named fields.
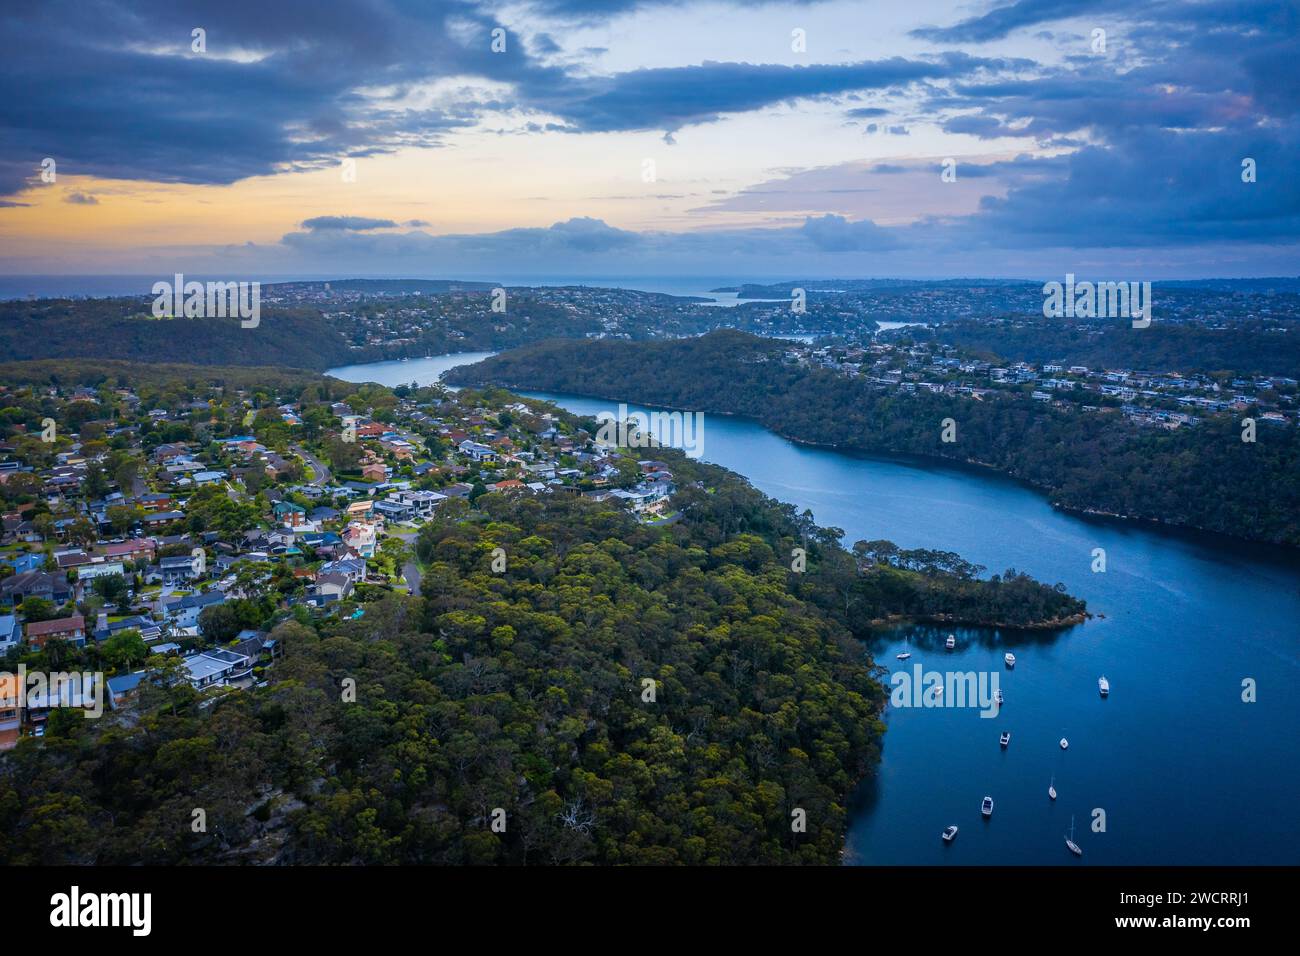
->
xmin=25 ymin=615 xmax=85 ymax=637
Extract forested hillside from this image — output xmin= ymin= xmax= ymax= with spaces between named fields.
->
xmin=447 ymin=332 xmax=1300 ymax=547
xmin=0 ymin=358 xmax=346 ymax=392
xmin=0 ymin=298 xmax=355 ymax=370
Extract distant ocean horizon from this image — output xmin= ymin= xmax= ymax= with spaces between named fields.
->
xmin=0 ymin=274 xmax=770 ymax=301
xmin=1 ymin=273 xmax=1296 ymax=301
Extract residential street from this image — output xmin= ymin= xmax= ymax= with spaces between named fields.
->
xmin=293 ymin=444 xmax=331 ymax=487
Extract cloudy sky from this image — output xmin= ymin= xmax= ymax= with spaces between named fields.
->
xmin=0 ymin=0 xmax=1296 ymax=279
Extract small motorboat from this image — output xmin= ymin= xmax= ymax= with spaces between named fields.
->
xmin=1048 ymin=776 xmax=1057 ymax=800
xmin=896 ymin=652 xmax=912 ymax=661
xmin=995 ymin=689 xmax=1004 ymax=706
xmin=1099 ymin=675 xmax=1110 ymax=697
xmin=1060 ymin=737 xmax=1069 ymax=750
xmin=999 ymin=732 xmax=1011 ymax=748
xmin=981 ymin=796 xmax=994 ymax=817
xmin=942 ymin=825 xmax=958 ymax=842
xmin=945 ymin=634 xmax=956 ymax=649
xmin=1066 ymin=816 xmax=1083 ymax=857
xmin=1004 ymin=652 xmax=1016 ymax=668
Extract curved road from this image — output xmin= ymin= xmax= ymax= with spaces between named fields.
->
xmin=293 ymin=444 xmax=331 ymax=487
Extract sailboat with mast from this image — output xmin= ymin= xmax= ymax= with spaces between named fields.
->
xmin=1065 ymin=815 xmax=1083 ymax=857
xmin=1048 ymin=775 xmax=1057 ymax=800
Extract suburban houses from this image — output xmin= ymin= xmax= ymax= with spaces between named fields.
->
xmin=0 ymin=370 xmax=678 ymax=747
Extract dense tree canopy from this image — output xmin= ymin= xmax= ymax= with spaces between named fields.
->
xmin=449 ymin=332 xmax=1300 ymax=546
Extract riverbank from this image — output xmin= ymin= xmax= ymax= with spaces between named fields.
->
xmin=449 ymin=361 xmax=1300 ymax=554
xmin=870 ymin=610 xmax=1091 ymax=632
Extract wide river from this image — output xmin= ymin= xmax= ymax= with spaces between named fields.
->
xmin=330 ymin=353 xmax=1300 ymax=865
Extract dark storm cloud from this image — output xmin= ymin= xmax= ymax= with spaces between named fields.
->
xmin=0 ymin=0 xmax=547 ymax=196
xmin=536 ymin=53 xmax=1029 ymax=133
xmin=966 ymin=127 xmax=1300 ymax=247
xmin=904 ymin=1 xmax=1300 ymax=252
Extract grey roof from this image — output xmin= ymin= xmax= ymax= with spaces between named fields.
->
xmin=164 ymin=590 xmax=226 ymax=612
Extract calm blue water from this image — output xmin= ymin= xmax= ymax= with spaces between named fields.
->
xmin=327 ymin=352 xmax=497 ymax=388
xmin=329 ymin=355 xmax=1300 ymax=866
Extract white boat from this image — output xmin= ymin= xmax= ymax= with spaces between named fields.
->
xmin=1048 ymin=776 xmax=1057 ymax=800
xmin=981 ymin=796 xmax=994 ymax=817
xmin=999 ymin=732 xmax=1011 ymax=748
xmin=995 ymin=689 xmax=1004 ymax=706
xmin=1059 ymin=737 xmax=1069 ymax=750
xmin=1099 ymin=675 xmax=1110 ymax=697
xmin=942 ymin=825 xmax=958 ymax=842
xmin=945 ymin=634 xmax=956 ymax=649
xmin=1004 ymin=652 xmax=1016 ymax=668
xmin=1066 ymin=816 xmax=1083 ymax=857
xmin=896 ymin=652 xmax=912 ymax=661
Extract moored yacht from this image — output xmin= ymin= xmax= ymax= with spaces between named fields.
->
xmin=1048 ymin=776 xmax=1057 ymax=800
xmin=896 ymin=652 xmax=911 ymax=661
xmin=981 ymin=796 xmax=994 ymax=817
xmin=942 ymin=825 xmax=958 ymax=842
xmin=1060 ymin=737 xmax=1069 ymax=750
xmin=1004 ymin=652 xmax=1015 ymax=668
xmin=1099 ymin=675 xmax=1110 ymax=697
xmin=1066 ymin=816 xmax=1083 ymax=857
xmin=999 ymin=732 xmax=1011 ymax=748
xmin=945 ymin=634 xmax=956 ymax=649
